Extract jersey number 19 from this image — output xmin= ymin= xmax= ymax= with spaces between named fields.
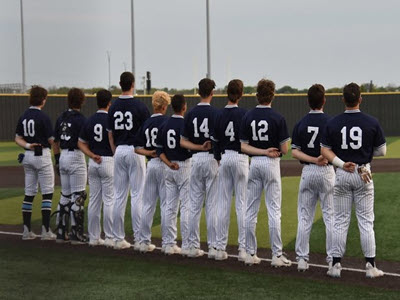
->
xmin=341 ymin=126 xmax=362 ymax=150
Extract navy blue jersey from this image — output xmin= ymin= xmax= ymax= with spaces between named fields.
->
xmin=54 ymin=109 xmax=86 ymax=150
xmin=135 ymin=113 xmax=168 ymax=161
xmin=212 ymin=105 xmax=247 ymax=153
xmin=182 ymin=103 xmax=219 ymax=154
xmin=291 ymin=111 xmax=330 ymax=162
xmin=15 ymin=107 xmax=53 ymax=148
xmin=321 ymin=110 xmax=386 ymax=165
xmin=157 ymin=115 xmax=191 ymax=161
xmin=239 ymin=105 xmax=290 ymax=155
xmin=79 ymin=110 xmax=113 ymax=157
xmin=107 ymin=96 xmax=151 ymax=146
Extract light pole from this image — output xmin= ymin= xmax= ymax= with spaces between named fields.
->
xmin=107 ymin=51 xmax=111 ymax=90
xmin=131 ymin=0 xmax=135 ymax=78
xmin=20 ymin=0 xmax=26 ymax=92
xmin=206 ymin=0 xmax=211 ymax=79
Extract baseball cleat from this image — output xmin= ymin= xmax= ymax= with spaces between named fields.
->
xmin=297 ymin=258 xmax=309 ymax=272
xmin=181 ymin=248 xmax=190 ymax=257
xmin=40 ymin=226 xmax=56 ymax=241
xmin=139 ymin=243 xmax=156 ymax=253
xmin=327 ymin=263 xmax=342 ymax=278
xmin=271 ymin=254 xmax=292 ymax=268
xmin=238 ymin=248 xmax=246 ymax=262
xmin=188 ymin=247 xmax=205 ymax=258
xmin=133 ymin=241 xmax=141 ymax=251
xmin=89 ymin=238 xmax=105 ymax=247
xmin=208 ymin=247 xmax=217 ymax=259
xmin=244 ymin=253 xmax=261 ymax=266
xmin=104 ymin=238 xmax=115 ymax=248
xmin=365 ymin=262 xmax=384 ymax=278
xmin=215 ymin=250 xmax=228 ymax=261
xmin=114 ymin=239 xmax=131 ymax=250
xmin=22 ymin=225 xmax=37 ymax=240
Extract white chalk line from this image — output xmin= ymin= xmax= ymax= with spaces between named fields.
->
xmin=1 ymin=231 xmax=399 ymax=278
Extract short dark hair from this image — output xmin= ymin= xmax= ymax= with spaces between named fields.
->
xmin=307 ymin=84 xmax=325 ymax=110
xmin=227 ymin=79 xmax=243 ymax=103
xmin=67 ymin=88 xmax=85 ymax=109
xmin=198 ymin=78 xmax=215 ymax=98
xmin=171 ymin=94 xmax=186 ymax=113
xmin=343 ymin=83 xmax=361 ymax=107
xmin=120 ymin=72 xmax=135 ymax=92
xmin=256 ymin=79 xmax=275 ymax=104
xmin=29 ymin=85 xmax=47 ymax=106
xmin=96 ymin=89 xmax=112 ymax=109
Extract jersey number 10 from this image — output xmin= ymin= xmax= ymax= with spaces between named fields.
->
xmin=22 ymin=119 xmax=35 ymax=137
xmin=341 ymin=126 xmax=362 ymax=150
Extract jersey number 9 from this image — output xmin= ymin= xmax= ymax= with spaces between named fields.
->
xmin=94 ymin=124 xmax=103 ymax=142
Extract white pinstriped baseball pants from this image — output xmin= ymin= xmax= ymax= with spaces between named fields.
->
xmin=332 ymin=166 xmax=376 ymax=258
xmin=59 ymin=150 xmax=87 ymax=206
xmin=295 ymin=164 xmax=335 ymax=263
xmin=88 ymin=157 xmax=114 ymax=242
xmin=164 ymin=159 xmax=191 ymax=249
xmin=245 ymin=156 xmax=283 ymax=256
xmin=139 ymin=158 xmax=167 ymax=245
xmin=22 ymin=148 xmax=54 ymax=196
xmin=215 ymin=150 xmax=249 ymax=251
xmin=188 ymin=152 xmax=219 ymax=249
xmin=112 ymin=145 xmax=146 ymax=242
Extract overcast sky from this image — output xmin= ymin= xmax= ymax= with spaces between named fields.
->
xmin=1 ymin=0 xmax=399 ymax=90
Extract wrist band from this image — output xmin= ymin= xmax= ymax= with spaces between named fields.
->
xmin=25 ymin=143 xmax=31 ymax=150
xmin=332 ymin=156 xmax=345 ymax=169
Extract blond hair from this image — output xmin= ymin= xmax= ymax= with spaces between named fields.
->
xmin=152 ymin=91 xmax=171 ymax=111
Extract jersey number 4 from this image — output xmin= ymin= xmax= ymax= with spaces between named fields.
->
xmin=341 ymin=126 xmax=362 ymax=150
xmin=114 ymin=111 xmax=133 ymax=130
xmin=225 ymin=121 xmax=235 ymax=141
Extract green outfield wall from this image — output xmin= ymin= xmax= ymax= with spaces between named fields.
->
xmin=1 ymin=93 xmax=399 ymax=140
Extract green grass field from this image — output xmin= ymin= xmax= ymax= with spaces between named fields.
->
xmin=1 ymin=140 xmax=399 ymax=299
xmin=1 ymin=172 xmax=399 ymax=262
xmin=1 ymin=242 xmax=398 ymax=300
xmin=1 ymin=137 xmax=399 ymax=166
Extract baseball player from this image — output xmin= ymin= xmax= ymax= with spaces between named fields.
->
xmin=212 ymin=79 xmax=248 ymax=261
xmin=157 ymin=94 xmax=210 ymax=255
xmin=181 ymin=78 xmax=219 ymax=259
xmin=54 ymin=88 xmax=87 ymax=244
xmin=78 ymin=89 xmax=114 ymax=247
xmin=291 ymin=84 xmax=334 ymax=271
xmin=135 ymin=91 xmax=170 ymax=253
xmin=240 ymin=79 xmax=292 ymax=267
xmin=15 ymin=86 xmax=56 ymax=241
xmin=321 ymin=83 xmax=386 ymax=278
xmin=107 ymin=72 xmax=150 ymax=250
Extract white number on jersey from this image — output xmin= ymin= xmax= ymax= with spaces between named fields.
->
xmin=307 ymin=126 xmax=319 ymax=148
xmin=341 ymin=126 xmax=362 ymax=150
xmin=193 ymin=117 xmax=209 ymax=138
xmin=94 ymin=124 xmax=103 ymax=142
xmin=60 ymin=122 xmax=72 ymax=141
xmin=22 ymin=119 xmax=35 ymax=137
xmin=167 ymin=129 xmax=176 ymax=148
xmin=250 ymin=120 xmax=269 ymax=141
xmin=114 ymin=111 xmax=133 ymax=130
xmin=145 ymin=128 xmax=158 ymax=147
xmin=225 ymin=121 xmax=235 ymax=142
